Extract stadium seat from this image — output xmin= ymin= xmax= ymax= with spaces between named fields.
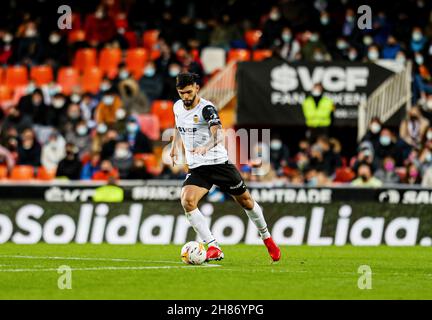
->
xmin=57 ymin=67 xmax=80 ymax=95
xmin=150 ymin=49 xmax=161 ymax=61
xmin=227 ymin=49 xmax=251 ymax=63
xmin=99 ymin=47 xmax=122 ymax=78
xmin=0 ymin=166 xmax=8 ymax=179
xmin=5 ymin=66 xmax=28 ymax=88
xmin=334 ymin=167 xmax=355 ymax=183
xmin=151 ymin=100 xmax=175 ymax=131
xmin=244 ymin=29 xmax=262 ymax=48
xmin=124 ymin=30 xmax=138 ymax=48
xmin=36 ymin=167 xmax=56 ymax=181
xmin=134 ymin=153 xmax=159 ymax=173
xmin=0 ymin=68 xmax=5 ymax=84
xmin=125 ymin=48 xmax=149 ymax=79
xmin=81 ymin=67 xmax=102 ymax=94
xmin=30 ymin=65 xmax=54 ymax=86
xmin=68 ymin=29 xmax=86 ymax=44
xmin=137 ymin=114 xmax=160 ymax=140
xmin=10 ymin=165 xmax=35 ymax=180
xmin=0 ymin=85 xmax=13 ymax=103
xmin=142 ymin=29 xmax=160 ymax=49
xmin=252 ymin=49 xmax=273 ymax=61
xmin=74 ymin=48 xmax=97 ymax=72
xmin=201 ymin=47 xmax=226 ymax=74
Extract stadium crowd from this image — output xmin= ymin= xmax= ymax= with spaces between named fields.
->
xmin=1 ymin=0 xmax=432 ymax=187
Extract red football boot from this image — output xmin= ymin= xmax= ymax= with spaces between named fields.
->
xmin=263 ymin=237 xmax=281 ymax=262
xmin=206 ymin=246 xmax=224 ymax=262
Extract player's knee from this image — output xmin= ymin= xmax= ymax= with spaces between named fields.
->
xmin=239 ymin=196 xmax=254 ymax=210
xmin=181 ymin=196 xmax=197 ymax=212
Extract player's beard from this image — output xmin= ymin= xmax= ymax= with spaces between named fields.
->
xmin=183 ymin=95 xmax=196 ymax=108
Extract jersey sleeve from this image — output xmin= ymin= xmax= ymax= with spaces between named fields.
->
xmin=202 ymin=105 xmax=221 ymax=127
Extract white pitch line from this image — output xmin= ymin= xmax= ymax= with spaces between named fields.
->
xmin=0 ymin=255 xmax=184 ymax=265
xmin=0 ymin=264 xmax=222 ymax=273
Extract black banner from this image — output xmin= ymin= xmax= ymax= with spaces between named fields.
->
xmin=236 ymin=59 xmax=394 ymax=127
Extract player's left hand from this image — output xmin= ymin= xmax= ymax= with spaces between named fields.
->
xmin=190 ymin=146 xmax=208 ymax=155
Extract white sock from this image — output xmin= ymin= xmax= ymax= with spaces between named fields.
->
xmin=244 ymin=201 xmax=271 ymax=240
xmin=186 ymin=208 xmax=219 ymax=247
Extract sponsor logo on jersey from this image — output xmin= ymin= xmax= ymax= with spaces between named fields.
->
xmin=178 ymin=127 xmax=198 ymax=133
xmin=193 ymin=115 xmax=199 ymax=123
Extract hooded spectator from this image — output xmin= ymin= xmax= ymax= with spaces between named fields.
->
xmin=17 ymin=128 xmax=41 ymax=167
xmin=55 ymin=143 xmax=82 ymax=180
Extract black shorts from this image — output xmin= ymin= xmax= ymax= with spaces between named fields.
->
xmin=182 ymin=161 xmax=247 ymax=196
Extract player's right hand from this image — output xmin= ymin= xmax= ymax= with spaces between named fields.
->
xmin=169 ymin=148 xmax=177 ymax=166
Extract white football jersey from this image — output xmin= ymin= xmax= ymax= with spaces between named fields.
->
xmin=174 ymin=97 xmax=229 ymax=169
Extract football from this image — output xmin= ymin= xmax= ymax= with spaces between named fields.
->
xmin=181 ymin=241 xmax=207 ymax=265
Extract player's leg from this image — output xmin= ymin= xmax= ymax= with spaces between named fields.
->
xmin=232 ymin=190 xmax=281 ymax=262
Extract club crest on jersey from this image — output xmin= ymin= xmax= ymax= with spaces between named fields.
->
xmin=193 ymin=115 xmax=199 ymax=123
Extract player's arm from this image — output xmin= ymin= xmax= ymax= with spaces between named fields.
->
xmin=191 ymin=105 xmax=224 ymax=155
xmin=170 ymin=126 xmax=184 ymax=165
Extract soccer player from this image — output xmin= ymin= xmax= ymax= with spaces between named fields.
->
xmin=170 ymin=72 xmax=281 ymax=262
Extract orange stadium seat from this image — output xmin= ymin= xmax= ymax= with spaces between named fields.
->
xmin=74 ymin=48 xmax=97 ymax=72
xmin=99 ymin=47 xmax=122 ymax=78
xmin=68 ymin=29 xmax=86 ymax=44
xmin=151 ymin=100 xmax=175 ymax=131
xmin=30 ymin=65 xmax=54 ymax=86
xmin=81 ymin=67 xmax=102 ymax=94
xmin=36 ymin=167 xmax=56 ymax=181
xmin=134 ymin=153 xmax=158 ymax=171
xmin=5 ymin=66 xmax=28 ymax=88
xmin=0 ymin=85 xmax=13 ymax=103
xmin=150 ymin=49 xmax=161 ymax=61
xmin=334 ymin=167 xmax=355 ymax=183
xmin=244 ymin=29 xmax=262 ymax=48
xmin=227 ymin=49 xmax=251 ymax=63
xmin=137 ymin=114 xmax=160 ymax=140
xmin=10 ymin=165 xmax=35 ymax=180
xmin=125 ymin=48 xmax=149 ymax=79
xmin=0 ymin=166 xmax=8 ymax=179
xmin=57 ymin=67 xmax=80 ymax=95
xmin=253 ymin=49 xmax=273 ymax=61
xmin=0 ymin=68 xmax=5 ymax=84
xmin=142 ymin=29 xmax=160 ymax=49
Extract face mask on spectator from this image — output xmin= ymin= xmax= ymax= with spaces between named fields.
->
xmin=348 ymin=51 xmax=357 ymax=61
xmin=426 ymin=99 xmax=432 ymax=110
xmin=100 ymin=83 xmax=111 ymax=92
xmin=412 ymin=31 xmax=423 ymax=42
xmin=103 ymin=95 xmax=114 ymax=105
xmin=76 ymin=125 xmax=88 ymax=136
xmin=68 ymin=111 xmax=80 ymax=120
xmin=3 ymin=33 xmax=13 ymax=43
xmin=396 ymin=54 xmax=406 ymax=64
xmin=119 ymin=70 xmax=129 ymax=80
xmin=336 ymin=40 xmax=348 ymax=50
xmin=370 ymin=122 xmax=381 ymax=134
xmin=127 ymin=122 xmax=139 ymax=133
xmin=368 ymin=50 xmax=379 ymax=61
xmin=70 ymin=94 xmax=81 ymax=104
xmin=270 ymin=139 xmax=282 ymax=150
xmin=269 ymin=11 xmax=280 ymax=21
xmin=313 ymin=52 xmax=324 ymax=61
xmin=384 ymin=161 xmax=395 ymax=172
xmin=95 ymin=10 xmax=104 ymax=19
xmin=97 ymin=123 xmax=108 ymax=134
xmin=25 ymin=28 xmax=37 ymax=38
xmin=380 ymin=135 xmax=391 ymax=146
xmin=309 ymin=33 xmax=319 ymax=42
xmin=144 ymin=67 xmax=156 ymax=77
xmin=426 ymin=153 xmax=432 ymax=162
xmin=49 ymin=33 xmax=61 ymax=44
xmin=363 ymin=36 xmax=373 ymax=46
xmin=415 ymin=55 xmax=424 ymax=65
xmin=312 ymin=88 xmax=322 ymax=97
xmin=281 ymin=32 xmax=292 ymax=42
xmin=409 ymin=169 xmax=419 ymax=178
xmin=52 ymin=98 xmax=65 ymax=109
xmin=115 ymin=148 xmax=129 ymax=159
xmin=427 ymin=131 xmax=432 ymax=140
xmin=320 ymin=16 xmax=329 ymax=25
xmin=116 ymin=108 xmax=126 ymax=120
xmin=169 ymin=67 xmax=180 ymax=78
xmin=346 ymin=15 xmax=355 ymax=23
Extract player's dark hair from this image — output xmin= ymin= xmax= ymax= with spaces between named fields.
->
xmin=176 ymin=72 xmax=199 ymax=89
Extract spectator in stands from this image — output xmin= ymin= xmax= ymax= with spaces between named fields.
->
xmin=259 ymin=6 xmax=285 ymax=49
xmin=180 ymin=52 xmax=204 ymax=81
xmin=341 ymin=8 xmax=356 ymax=38
xmin=304 ymin=167 xmax=330 ymax=187
xmin=46 ymin=93 xmax=68 ymax=127
xmin=400 ymin=106 xmax=429 ymax=149
xmin=382 ymin=35 xmax=401 ymax=59
xmin=412 ymin=52 xmax=432 ymax=104
xmin=126 ymin=156 xmax=153 ymax=180
xmin=43 ymin=30 xmax=68 ymax=69
xmin=351 ymin=162 xmax=383 ymax=187
xmin=100 ymin=129 xmax=118 ymax=160
xmin=60 ymin=103 xmax=84 ymax=135
xmin=41 ymin=131 xmax=66 ymax=171
xmin=421 ymin=166 xmax=432 ymax=187
xmin=162 ymin=63 xmax=182 ymax=101
xmin=410 ymin=26 xmax=428 ymax=53
xmin=418 ymin=146 xmax=432 ymax=174
xmin=80 ymin=93 xmax=98 ymax=123
xmin=364 ymin=45 xmax=380 ymax=62
xmin=269 ymin=134 xmax=289 ymax=175
xmin=1 ymin=108 xmax=32 ymax=134
xmin=351 ymin=141 xmax=378 ymax=173
xmin=17 ymin=128 xmax=41 ymax=167
xmin=95 ymin=88 xmax=124 ymax=127
xmin=374 ymin=128 xmax=410 ymax=166
xmin=0 ymin=31 xmax=14 ymax=64
xmin=16 ymin=21 xmax=43 ymax=64
xmin=65 ymin=120 xmax=91 ymax=158
xmin=118 ymin=78 xmax=150 ymax=115
xmin=111 ymin=140 xmax=133 ymax=179
xmin=92 ymin=159 xmax=119 ymax=181
xmin=55 ymin=143 xmax=82 ymax=180
xmin=17 ymin=89 xmax=47 ymax=125
xmin=80 ymin=152 xmax=101 ymax=180
xmin=403 ymin=162 xmax=422 ymax=185
xmin=84 ymin=4 xmax=117 ymax=48
xmin=301 ymin=31 xmax=329 ymax=61
xmin=274 ymin=26 xmax=301 ymax=61
xmin=155 ymin=41 xmax=179 ymax=75
xmin=315 ymin=135 xmax=342 ymax=176
xmin=138 ymin=61 xmax=164 ymax=102
xmin=209 ymin=14 xmax=242 ymax=49
xmin=374 ymin=156 xmax=400 ymax=184
xmin=124 ymin=117 xmax=152 ymax=154
xmin=362 ymin=117 xmax=383 ymax=152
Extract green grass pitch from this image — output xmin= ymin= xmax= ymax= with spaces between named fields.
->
xmin=0 ymin=244 xmax=431 ymax=299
